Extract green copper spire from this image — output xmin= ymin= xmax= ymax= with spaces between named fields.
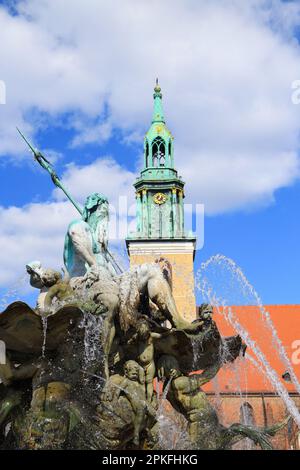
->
xmin=152 ymin=79 xmax=165 ymax=123
xmin=126 ymin=81 xmax=190 ymax=240
xmin=126 ymin=82 xmax=196 ymax=252
xmin=143 ymin=80 xmax=174 ymax=171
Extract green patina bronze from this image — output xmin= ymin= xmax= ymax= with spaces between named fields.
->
xmin=17 ymin=127 xmax=83 ymax=215
xmin=17 ymin=128 xmax=122 ymax=275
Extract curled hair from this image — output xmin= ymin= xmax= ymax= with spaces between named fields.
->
xmin=118 ymin=268 xmax=140 ymax=332
xmin=82 ymin=192 xmax=108 ymax=222
xmin=41 ymin=269 xmax=61 ymax=288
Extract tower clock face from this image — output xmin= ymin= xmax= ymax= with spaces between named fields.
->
xmin=153 ymin=192 xmax=167 ymax=205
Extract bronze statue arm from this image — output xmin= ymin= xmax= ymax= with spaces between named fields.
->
xmin=44 ymin=284 xmax=60 ymax=309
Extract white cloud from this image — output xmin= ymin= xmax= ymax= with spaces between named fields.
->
xmin=52 ymin=157 xmax=135 ymax=205
xmin=0 ymin=201 xmax=75 ymax=285
xmin=181 ymin=149 xmax=300 ymax=213
xmin=70 ymin=120 xmax=113 ymax=148
xmin=0 ymin=1 xmax=300 ymax=218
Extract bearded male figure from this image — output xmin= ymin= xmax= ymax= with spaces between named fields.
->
xmin=64 ymin=193 xmax=117 ymax=277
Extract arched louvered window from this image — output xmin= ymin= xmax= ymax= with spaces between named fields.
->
xmin=240 ymin=402 xmax=255 ymax=426
xmin=152 ymin=137 xmax=165 ymax=167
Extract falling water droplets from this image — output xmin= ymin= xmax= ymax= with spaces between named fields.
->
xmin=0 ymin=275 xmax=27 ymax=310
xmin=156 ymin=378 xmax=191 ymax=449
xmin=196 ymin=254 xmax=300 ymax=428
xmin=79 ymin=312 xmax=104 ymax=367
xmin=41 ymin=315 xmax=48 ymax=358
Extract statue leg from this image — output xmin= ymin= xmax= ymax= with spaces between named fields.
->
xmin=145 ymin=362 xmax=155 ymax=402
xmin=123 ymin=387 xmax=146 ymax=447
xmin=147 ymin=276 xmax=195 ymax=330
xmin=132 ymin=406 xmax=145 ymax=447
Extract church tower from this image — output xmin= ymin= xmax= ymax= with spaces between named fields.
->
xmin=126 ymin=81 xmax=197 ymax=321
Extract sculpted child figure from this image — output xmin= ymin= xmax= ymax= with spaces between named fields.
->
xmin=128 ymin=319 xmax=168 ymax=402
xmin=26 ymin=261 xmax=49 ymax=312
xmin=26 ymin=261 xmax=74 ymax=313
xmin=120 ymin=360 xmax=147 ymax=447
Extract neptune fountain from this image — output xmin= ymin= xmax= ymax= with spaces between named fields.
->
xmin=0 ymin=136 xmax=288 ymax=450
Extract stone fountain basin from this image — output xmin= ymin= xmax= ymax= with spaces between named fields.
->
xmin=0 ymin=301 xmax=244 ymax=372
xmin=0 ymin=301 xmax=83 ymax=361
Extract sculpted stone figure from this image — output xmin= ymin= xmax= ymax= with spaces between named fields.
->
xmin=0 ymin=175 xmax=291 ymax=450
xmin=26 ymin=261 xmax=73 ymax=313
xmin=64 ymin=193 xmax=117 ymax=277
xmin=0 ymin=285 xmax=288 ymax=450
xmin=128 ymin=318 xmax=169 ymax=402
xmin=1 ymin=320 xmax=90 ymax=450
xmin=5 ymin=133 xmax=292 ymax=451
xmin=157 ymin=355 xmax=285 ymax=450
xmin=79 ymin=263 xmax=202 ymax=379
xmin=119 ymin=360 xmax=147 ymax=446
xmin=96 ymin=360 xmax=156 ymax=449
xmin=26 ymin=261 xmax=49 ymax=312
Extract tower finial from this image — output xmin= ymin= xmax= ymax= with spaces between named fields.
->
xmin=152 ymin=79 xmax=164 ymax=122
xmin=154 ymin=78 xmax=161 ymax=94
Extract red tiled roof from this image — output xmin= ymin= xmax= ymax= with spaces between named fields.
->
xmin=201 ymin=305 xmax=300 ymax=394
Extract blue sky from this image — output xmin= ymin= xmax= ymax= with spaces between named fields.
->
xmin=1 ymin=0 xmax=300 ymax=307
